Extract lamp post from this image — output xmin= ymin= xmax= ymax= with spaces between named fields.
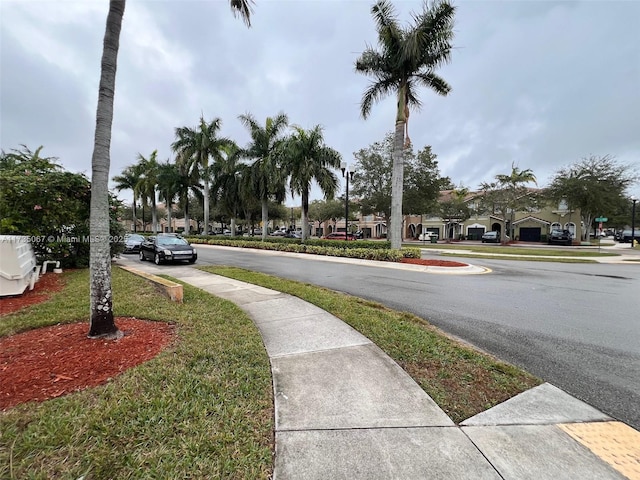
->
xmin=341 ymin=162 xmax=354 ymax=241
xmin=632 ymin=196 xmax=637 ymax=248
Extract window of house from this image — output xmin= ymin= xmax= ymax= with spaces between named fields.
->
xmin=564 ymin=222 xmax=576 ymax=237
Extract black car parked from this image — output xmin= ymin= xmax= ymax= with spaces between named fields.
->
xmin=139 ymin=234 xmax=197 ymax=265
xmin=548 ymin=229 xmax=572 ymax=246
xmin=620 ymin=229 xmax=640 ymax=243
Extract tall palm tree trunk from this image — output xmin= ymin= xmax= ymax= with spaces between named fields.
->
xmin=301 ymin=190 xmax=310 ymax=242
xmin=261 ymin=199 xmax=268 ymax=240
xmin=166 ymin=198 xmax=172 ymax=233
xmin=184 ymin=197 xmax=190 ymax=235
xmin=132 ymin=193 xmax=137 ymax=232
xmin=390 ymin=119 xmax=406 ymax=249
xmin=88 ymin=0 xmax=125 ymax=339
xmin=203 ymin=179 xmax=210 ymax=234
xmin=151 ymin=195 xmax=158 ymax=233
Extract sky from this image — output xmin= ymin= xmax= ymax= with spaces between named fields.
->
xmin=2 ymin=0 xmax=639 ymax=208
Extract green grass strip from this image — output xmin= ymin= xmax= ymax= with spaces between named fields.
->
xmin=413 ymin=244 xmax=618 ymax=257
xmin=0 ymin=268 xmax=273 ymax=479
xmin=438 ymin=253 xmax=597 ymax=263
xmin=200 ymin=266 xmax=541 ymax=424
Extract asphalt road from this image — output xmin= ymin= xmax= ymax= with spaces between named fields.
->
xmin=187 ymin=245 xmax=640 ymax=429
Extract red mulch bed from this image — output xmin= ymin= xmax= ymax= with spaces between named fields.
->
xmin=0 ymin=272 xmax=65 ymax=316
xmin=0 ymin=275 xmax=174 ymax=410
xmin=0 ymin=258 xmax=461 ymax=410
xmin=400 ymin=258 xmax=468 ymax=267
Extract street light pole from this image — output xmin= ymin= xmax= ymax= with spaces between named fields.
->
xmin=341 ymin=162 xmax=354 ymax=241
xmin=632 ymin=196 xmax=637 ymax=248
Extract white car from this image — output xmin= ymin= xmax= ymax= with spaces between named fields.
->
xmin=418 ymin=232 xmax=439 ymax=241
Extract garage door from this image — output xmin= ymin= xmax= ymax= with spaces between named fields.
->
xmin=519 ymin=227 xmax=541 ymax=242
xmin=467 ymin=227 xmax=485 ymax=241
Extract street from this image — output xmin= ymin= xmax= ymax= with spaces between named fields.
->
xmin=158 ymin=245 xmax=640 ymax=429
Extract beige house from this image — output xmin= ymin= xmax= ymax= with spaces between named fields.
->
xmin=318 ymin=189 xmax=582 ymax=242
xmin=403 ymin=191 xmax=582 ymax=243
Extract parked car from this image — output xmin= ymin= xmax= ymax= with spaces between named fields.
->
xmin=123 ymin=233 xmax=145 ymax=253
xmin=418 ymin=231 xmax=438 ymax=241
xmin=270 ymin=230 xmax=287 ymax=237
xmin=620 ymin=229 xmax=640 ymax=243
xmin=139 ymin=233 xmax=197 ymax=265
xmin=548 ymin=229 xmax=573 ymax=246
xmin=322 ymin=232 xmax=356 ymax=241
xmin=481 ymin=231 xmax=502 ymax=243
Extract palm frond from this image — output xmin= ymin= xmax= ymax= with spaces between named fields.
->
xmin=229 ymin=0 xmax=254 ymax=27
xmin=413 ymin=71 xmax=451 ymax=97
xmin=360 ymin=78 xmax=397 ymax=119
xmin=371 ymin=0 xmax=403 ymax=55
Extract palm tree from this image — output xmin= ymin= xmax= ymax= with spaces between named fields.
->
xmin=112 ymin=164 xmax=141 ymax=232
xmin=135 ymin=151 xmax=160 ymax=234
xmin=88 ymin=0 xmax=126 ymax=339
xmin=239 ymin=112 xmax=290 ymax=240
xmin=211 ymin=142 xmax=245 ymax=236
xmin=175 ymin=151 xmax=203 ymax=235
xmin=495 ymin=163 xmax=537 ymax=241
xmin=284 ymin=125 xmax=341 ymax=241
xmin=88 ymin=0 xmax=253 ymax=338
xmin=172 ymin=117 xmax=230 ymax=234
xmin=157 ymin=161 xmax=182 ymax=233
xmin=355 ymin=0 xmax=455 ymax=249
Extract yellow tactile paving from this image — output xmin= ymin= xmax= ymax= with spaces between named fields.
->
xmin=559 ymin=421 xmax=640 ymax=480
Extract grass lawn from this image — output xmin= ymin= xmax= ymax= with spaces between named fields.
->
xmin=438 ymin=253 xmax=597 ymax=263
xmin=414 ymin=244 xmax=619 ymax=256
xmin=0 ymin=267 xmax=273 ymax=480
xmin=200 ymin=266 xmax=541 ymax=424
xmin=2 ymin=263 xmax=544 ymax=478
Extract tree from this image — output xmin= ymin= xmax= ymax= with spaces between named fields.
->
xmin=157 ymin=160 xmax=182 ymax=233
xmin=355 ymin=0 xmax=456 ymax=249
xmin=308 ymin=199 xmax=345 ymax=232
xmin=88 ymin=0 xmax=126 ymax=339
xmin=239 ymin=112 xmax=290 ymax=240
xmin=135 ymin=151 xmax=160 ymax=234
xmin=172 ymin=117 xmax=231 ymax=234
xmin=0 ymin=145 xmax=93 ymax=266
xmin=350 ymin=134 xmax=395 ymax=220
xmin=351 ymin=132 xmax=449 ymax=229
xmin=283 ymin=125 xmax=341 ymax=241
xmin=88 ymin=0 xmax=254 ymax=339
xmin=112 ymin=163 xmax=142 ymax=232
xmin=438 ymin=187 xmax=471 ymax=240
xmin=403 ymin=145 xmax=450 ymax=215
xmin=211 ymin=142 xmax=244 ymax=236
xmin=478 ymin=165 xmax=538 ymax=242
xmin=175 ymin=151 xmax=203 ymax=235
xmin=495 ymin=163 xmax=537 ymax=240
xmin=545 ymin=155 xmax=638 ymax=241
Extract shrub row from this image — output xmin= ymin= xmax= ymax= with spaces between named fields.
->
xmin=185 ymin=236 xmax=421 ymax=262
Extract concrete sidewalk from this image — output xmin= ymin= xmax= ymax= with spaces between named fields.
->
xmin=115 ymin=256 xmax=640 ymax=479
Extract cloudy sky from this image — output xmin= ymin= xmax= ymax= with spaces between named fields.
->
xmin=2 ymin=0 xmax=639 ymax=207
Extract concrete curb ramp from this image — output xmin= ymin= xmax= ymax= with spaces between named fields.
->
xmin=115 ymin=257 xmax=639 ymax=479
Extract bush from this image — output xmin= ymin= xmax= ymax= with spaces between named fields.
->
xmin=185 ymin=236 xmax=416 ymax=263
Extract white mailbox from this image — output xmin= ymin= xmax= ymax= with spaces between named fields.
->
xmin=0 ymin=235 xmax=38 ymax=297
